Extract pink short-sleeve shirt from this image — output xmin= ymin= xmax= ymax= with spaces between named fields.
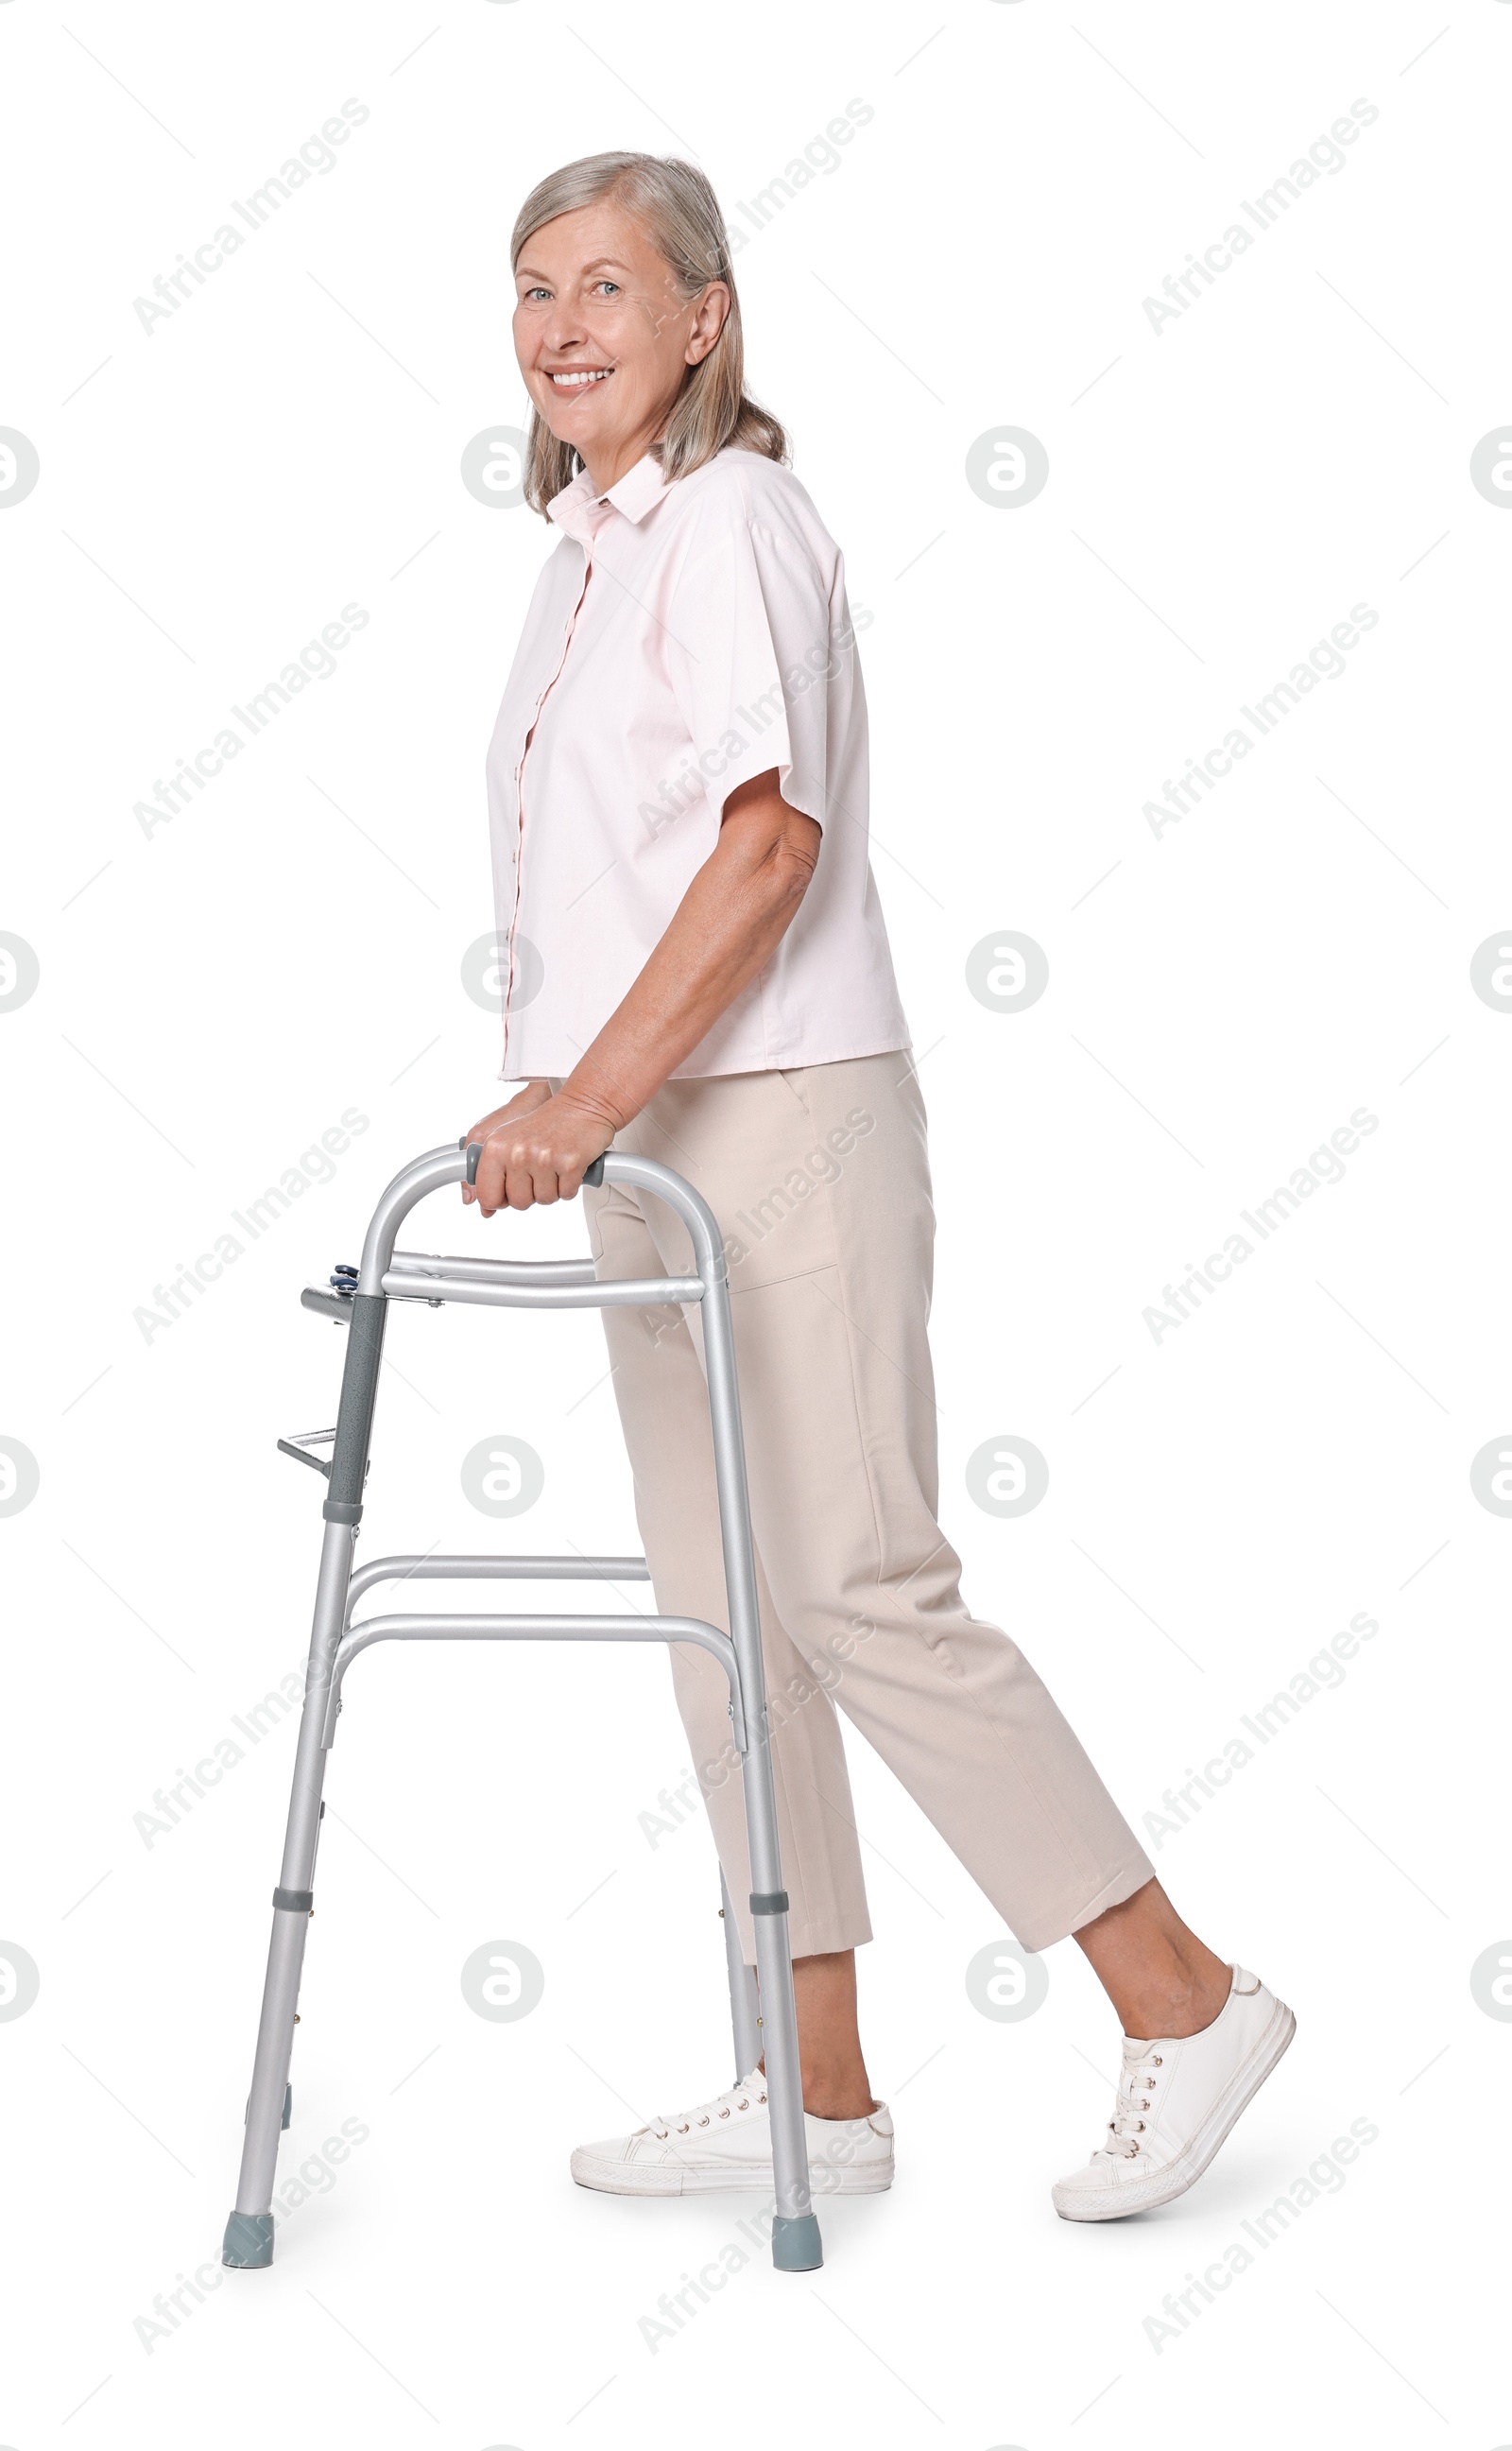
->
xmin=485 ymin=445 xmax=910 ymax=1081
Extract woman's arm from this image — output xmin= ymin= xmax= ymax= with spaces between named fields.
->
xmin=464 ymin=768 xmax=819 ymax=1214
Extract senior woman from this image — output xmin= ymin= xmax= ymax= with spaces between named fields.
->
xmin=464 ymin=151 xmax=1293 ymax=2219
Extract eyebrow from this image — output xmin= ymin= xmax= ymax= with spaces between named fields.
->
xmin=515 ymin=256 xmax=635 ymax=284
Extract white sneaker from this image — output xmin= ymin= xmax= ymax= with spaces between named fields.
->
xmin=570 ymin=2070 xmax=895 ymax=2197
xmin=1053 ymin=1965 xmax=1296 ymax=2221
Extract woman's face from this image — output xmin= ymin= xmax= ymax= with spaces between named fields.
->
xmin=512 ymin=198 xmax=729 ymax=489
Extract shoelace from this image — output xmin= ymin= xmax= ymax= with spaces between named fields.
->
xmin=1096 ymin=2047 xmax=1164 ymax=2160
xmin=641 ymin=2071 xmax=768 ymax=2142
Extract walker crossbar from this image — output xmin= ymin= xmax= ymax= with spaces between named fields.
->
xmin=222 ymin=1141 xmax=821 ymax=2275
xmin=390 ymin=1247 xmax=601 ymax=1287
xmin=345 ymin=1552 xmax=653 ymax=1612
xmin=383 ymin=1269 xmax=707 ymax=1310
xmin=320 ymin=1614 xmax=748 ymax=1752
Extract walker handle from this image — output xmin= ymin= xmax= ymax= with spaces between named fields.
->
xmin=460 ymin=1138 xmax=605 ymax=1190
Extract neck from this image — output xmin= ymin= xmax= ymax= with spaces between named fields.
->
xmin=580 ymin=407 xmax=675 ymax=496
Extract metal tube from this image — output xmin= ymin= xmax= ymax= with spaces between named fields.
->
xmin=600 ymin=1154 xmax=816 ymax=2252
xmin=357 ymin=1147 xmax=469 ymax=1296
xmin=343 ymin=1552 xmax=650 ymax=1622
xmin=389 ymin=1249 xmax=598 ymax=1288
xmin=721 ymin=1869 xmax=763 ymax=2080
xmin=320 ymin=1612 xmax=747 ymax=1751
xmin=701 ymin=1268 xmax=814 ymax=2234
xmin=230 ymin=1515 xmax=356 ymax=2222
xmin=381 ymin=1269 xmax=704 ymax=1310
xmin=357 ymin=1145 xmax=716 ymax=1301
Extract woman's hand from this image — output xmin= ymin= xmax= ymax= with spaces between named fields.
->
xmin=461 ymin=1080 xmax=551 ymax=1205
xmin=461 ymin=1080 xmax=616 ymax=1214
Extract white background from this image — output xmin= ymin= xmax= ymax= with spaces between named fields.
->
xmin=0 ymin=0 xmax=1503 ymax=2442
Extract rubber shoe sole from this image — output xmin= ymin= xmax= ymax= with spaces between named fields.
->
xmin=569 ymin=2149 xmax=894 ymax=2198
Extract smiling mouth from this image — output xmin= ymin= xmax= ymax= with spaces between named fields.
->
xmin=546 ymin=367 xmax=614 ymax=391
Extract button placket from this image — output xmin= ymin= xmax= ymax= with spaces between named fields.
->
xmin=500 ymin=548 xmax=594 ymax=1073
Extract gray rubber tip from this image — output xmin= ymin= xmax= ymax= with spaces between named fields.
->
xmin=222 ymin=2211 xmax=275 ymax=2269
xmin=770 ymin=2212 xmax=823 ymax=2271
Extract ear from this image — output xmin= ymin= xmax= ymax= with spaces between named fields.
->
xmin=685 ymin=284 xmax=730 ymax=364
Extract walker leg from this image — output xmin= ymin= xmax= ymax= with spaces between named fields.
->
xmin=720 ymin=1869 xmax=762 ymax=2080
xmin=747 ymin=1846 xmax=820 ymax=2270
xmin=700 ymin=1269 xmax=820 ymax=2271
xmin=222 ymin=1290 xmax=387 ymax=2269
xmin=222 ymin=1521 xmax=352 ymax=2266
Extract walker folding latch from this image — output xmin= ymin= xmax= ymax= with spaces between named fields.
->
xmin=301 ymin=1263 xmax=358 ymax=1325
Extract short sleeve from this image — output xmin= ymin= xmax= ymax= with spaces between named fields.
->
xmin=663 ymin=514 xmax=838 ymax=830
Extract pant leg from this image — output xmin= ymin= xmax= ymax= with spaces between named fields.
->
xmin=601 ymin=1053 xmax=1157 ymax=1957
xmin=587 ymin=1171 xmax=872 ymax=1964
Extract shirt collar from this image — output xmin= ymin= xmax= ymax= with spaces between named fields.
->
xmin=547 ymin=450 xmax=669 ymax=542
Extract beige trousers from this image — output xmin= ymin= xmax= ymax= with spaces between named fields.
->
xmin=585 ymin=1051 xmax=1155 ymax=1966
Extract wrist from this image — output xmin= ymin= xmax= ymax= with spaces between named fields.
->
xmin=557 ymin=1070 xmax=634 ymax=1137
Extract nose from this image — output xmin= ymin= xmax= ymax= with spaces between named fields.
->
xmin=538 ymin=303 xmax=591 ymax=359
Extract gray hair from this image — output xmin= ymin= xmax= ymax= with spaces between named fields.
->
xmin=509 ymin=151 xmax=787 ymax=516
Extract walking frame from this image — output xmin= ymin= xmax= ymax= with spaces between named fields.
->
xmin=222 ymin=1137 xmax=822 ymax=2272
